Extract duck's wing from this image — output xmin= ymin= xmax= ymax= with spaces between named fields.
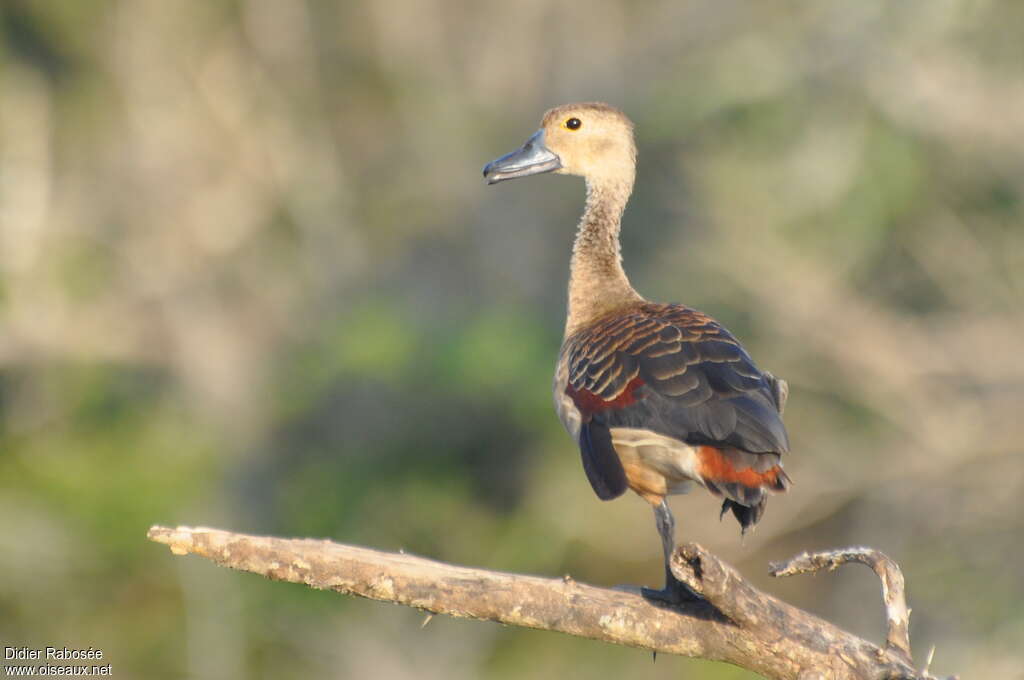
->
xmin=555 ymin=302 xmax=789 ymax=501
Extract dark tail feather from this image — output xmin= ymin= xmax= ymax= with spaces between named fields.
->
xmin=699 ymin=446 xmax=792 ymax=534
xmin=720 ymin=497 xmax=766 ymax=534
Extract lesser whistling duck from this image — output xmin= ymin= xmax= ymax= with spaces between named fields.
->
xmin=483 ymin=103 xmax=791 ymax=602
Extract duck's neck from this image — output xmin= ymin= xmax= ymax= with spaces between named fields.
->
xmin=565 ymin=175 xmax=642 ymax=336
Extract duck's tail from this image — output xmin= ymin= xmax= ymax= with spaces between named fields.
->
xmin=696 ymin=445 xmax=791 ymax=533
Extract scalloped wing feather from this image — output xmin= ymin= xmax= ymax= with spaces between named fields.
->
xmin=559 ymin=303 xmax=789 ymax=455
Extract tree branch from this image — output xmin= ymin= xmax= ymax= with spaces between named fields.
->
xmin=769 ymin=547 xmax=912 ymax=664
xmin=147 ymin=525 xmax=952 ymax=680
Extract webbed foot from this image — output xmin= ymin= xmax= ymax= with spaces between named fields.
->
xmin=641 ymin=573 xmax=700 ymax=605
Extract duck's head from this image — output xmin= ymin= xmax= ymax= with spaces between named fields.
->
xmin=483 ymin=102 xmax=636 ymax=186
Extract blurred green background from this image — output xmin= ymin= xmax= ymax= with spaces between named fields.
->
xmin=1 ymin=1 xmax=1022 ymax=678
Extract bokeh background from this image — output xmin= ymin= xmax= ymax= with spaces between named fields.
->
xmin=2 ymin=1 xmax=1022 ymax=678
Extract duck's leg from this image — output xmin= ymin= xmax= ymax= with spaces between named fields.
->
xmin=641 ymin=499 xmax=699 ymax=604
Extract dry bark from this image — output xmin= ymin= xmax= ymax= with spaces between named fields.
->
xmin=147 ymin=525 xmax=955 ymax=680
xmin=769 ymin=547 xmax=912 ymax=665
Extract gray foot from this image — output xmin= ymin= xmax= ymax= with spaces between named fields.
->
xmin=641 ymin=575 xmax=700 ymax=605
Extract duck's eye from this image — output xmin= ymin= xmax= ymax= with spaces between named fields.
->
xmin=565 ymin=117 xmax=582 ymax=131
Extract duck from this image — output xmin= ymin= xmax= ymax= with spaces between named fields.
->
xmin=483 ymin=103 xmax=791 ymax=602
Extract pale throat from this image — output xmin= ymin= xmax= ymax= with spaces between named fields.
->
xmin=565 ymin=172 xmax=642 ymax=336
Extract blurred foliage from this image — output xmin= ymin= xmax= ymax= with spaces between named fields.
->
xmin=1 ymin=1 xmax=1022 ymax=678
